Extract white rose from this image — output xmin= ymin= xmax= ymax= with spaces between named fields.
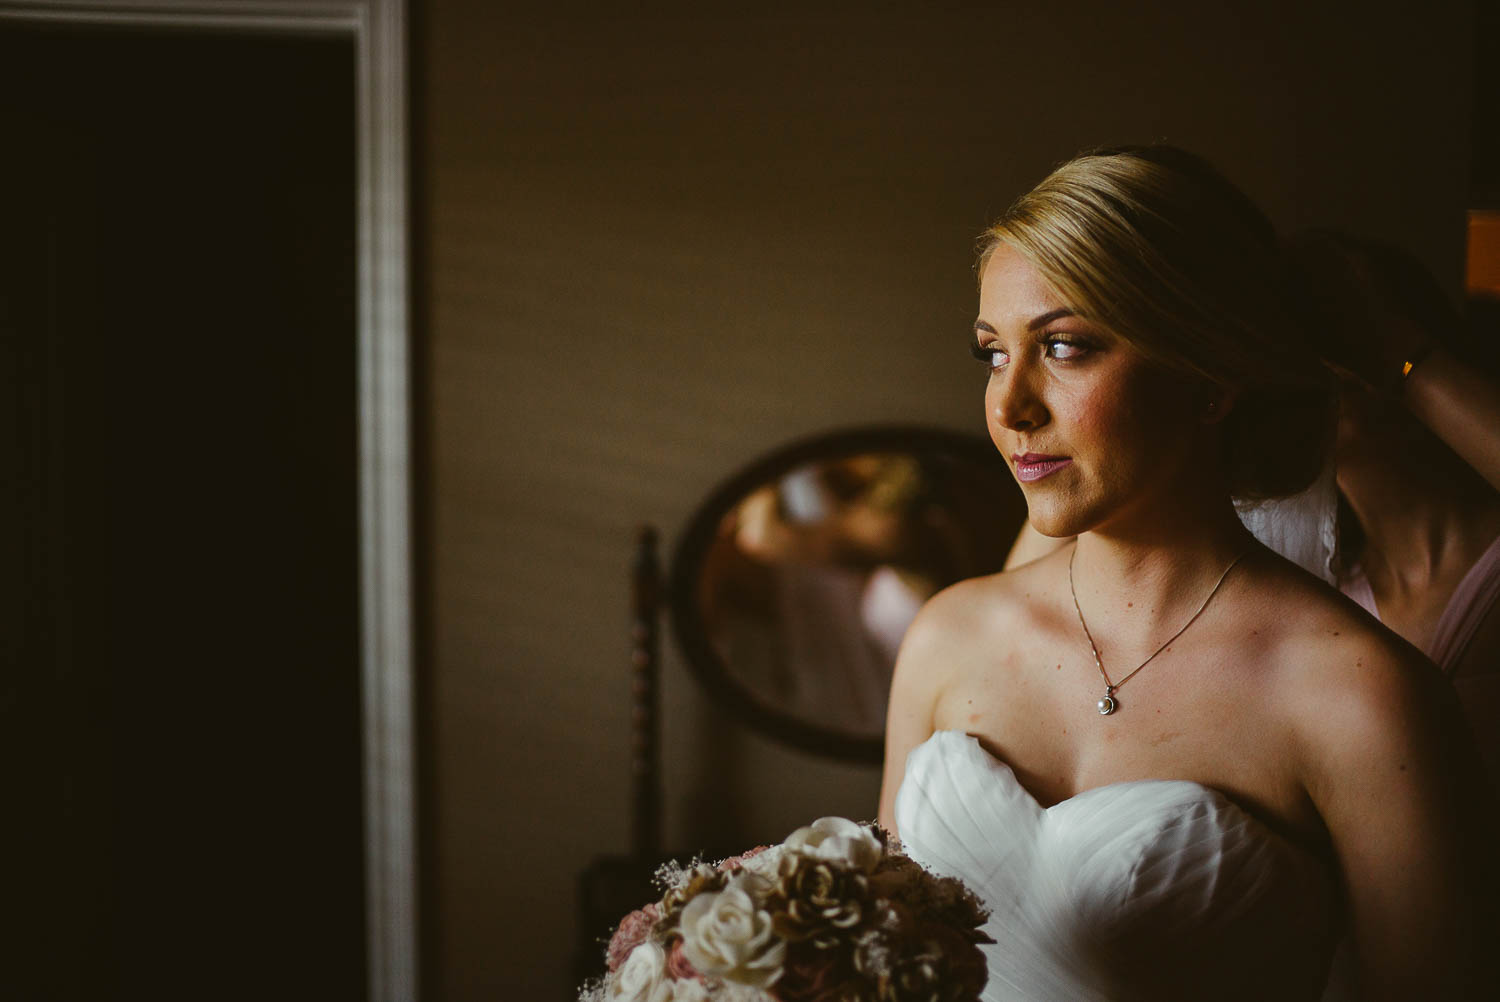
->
xmin=709 ymin=984 xmax=777 ymax=1002
xmin=609 ymin=942 xmax=669 ymax=1002
xmin=784 ymin=817 xmax=883 ymax=873
xmin=678 ymin=874 xmax=786 ymax=988
xmin=660 ymin=980 xmax=710 ymax=1002
xmin=736 ymin=845 xmax=787 ymax=881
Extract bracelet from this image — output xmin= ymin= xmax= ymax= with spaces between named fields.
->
xmin=1400 ymin=342 xmax=1435 ymax=382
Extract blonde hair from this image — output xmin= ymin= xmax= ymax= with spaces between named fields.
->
xmin=979 ymin=145 xmax=1333 ymax=500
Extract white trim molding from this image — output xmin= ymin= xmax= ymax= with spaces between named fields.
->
xmin=0 ymin=3 xmax=417 ymax=1000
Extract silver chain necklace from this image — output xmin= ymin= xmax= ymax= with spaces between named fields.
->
xmin=1068 ymin=546 xmax=1248 ymax=716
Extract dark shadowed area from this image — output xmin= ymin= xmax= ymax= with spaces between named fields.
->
xmin=2 ymin=25 xmax=365 ymax=1001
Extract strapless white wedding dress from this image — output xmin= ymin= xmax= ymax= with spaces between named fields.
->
xmin=895 ymin=731 xmax=1339 ymax=1001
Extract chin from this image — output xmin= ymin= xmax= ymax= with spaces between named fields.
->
xmin=1024 ymin=499 xmax=1091 ymax=539
xmin=1023 ymin=476 xmax=1127 ymax=539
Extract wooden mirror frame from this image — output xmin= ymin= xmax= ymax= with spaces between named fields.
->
xmin=669 ymin=425 xmax=1017 ymax=764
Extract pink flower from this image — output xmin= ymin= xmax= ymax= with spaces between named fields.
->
xmin=606 ymin=904 xmax=660 ymax=973
xmin=666 ymin=938 xmax=703 ymax=982
xmin=719 ymin=846 xmax=771 ymax=873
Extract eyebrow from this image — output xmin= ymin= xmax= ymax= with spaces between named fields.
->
xmin=1027 ymin=308 xmax=1077 ymax=330
xmin=972 ymin=308 xmax=1078 ymax=338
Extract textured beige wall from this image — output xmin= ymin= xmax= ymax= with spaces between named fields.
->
xmin=417 ymin=3 xmax=1471 ymax=998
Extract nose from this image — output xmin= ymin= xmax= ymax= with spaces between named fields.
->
xmin=990 ymin=360 xmax=1050 ymax=433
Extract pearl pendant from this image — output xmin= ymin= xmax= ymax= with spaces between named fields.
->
xmin=1097 ymin=693 xmax=1117 ymax=715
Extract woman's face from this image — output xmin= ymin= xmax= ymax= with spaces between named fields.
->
xmin=976 ymin=245 xmax=1208 ymax=538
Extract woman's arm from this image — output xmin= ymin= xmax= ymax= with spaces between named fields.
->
xmin=876 ymin=641 xmax=939 ymax=835
xmin=876 ymin=594 xmax=963 ymax=834
xmin=1402 ymin=347 xmax=1500 ymax=494
xmin=1297 ymin=644 xmax=1497 ymax=1000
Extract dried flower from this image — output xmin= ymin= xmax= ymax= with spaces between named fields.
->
xmin=869 ymin=923 xmax=987 ymax=1002
xmin=768 ymin=854 xmax=870 ymax=947
xmin=868 ymin=856 xmax=990 ymax=946
xmin=659 ymin=864 xmax=730 ymax=931
xmin=581 ymin=819 xmax=989 ymax=1002
xmin=775 ymin=939 xmax=866 ymax=1002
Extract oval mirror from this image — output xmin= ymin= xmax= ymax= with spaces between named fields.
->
xmin=670 ymin=426 xmax=1027 ymax=762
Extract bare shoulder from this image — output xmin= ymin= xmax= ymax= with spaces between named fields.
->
xmin=1241 ymin=556 xmax=1496 ymax=995
xmin=1241 ymin=553 xmax=1450 ymax=793
xmin=901 ymin=557 xmax=1048 ymax=664
xmin=895 ymin=547 xmax=1069 ymax=699
xmin=877 ymin=552 xmax=1064 ymax=832
xmin=885 ymin=567 xmax=1024 ymax=729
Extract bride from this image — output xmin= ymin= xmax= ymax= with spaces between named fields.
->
xmin=876 ymin=146 xmax=1494 ymax=1001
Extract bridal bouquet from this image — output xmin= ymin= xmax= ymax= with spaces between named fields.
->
xmin=580 ymin=817 xmax=991 ymax=1002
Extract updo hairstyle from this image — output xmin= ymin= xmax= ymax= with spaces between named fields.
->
xmin=978 ymin=145 xmax=1335 ymax=501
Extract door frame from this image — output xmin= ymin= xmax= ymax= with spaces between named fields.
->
xmin=0 ymin=3 xmax=416 ymax=999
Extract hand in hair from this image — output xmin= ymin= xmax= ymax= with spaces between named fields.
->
xmin=1289 ymin=230 xmax=1500 ymax=493
xmin=1286 ymin=229 xmax=1443 ymax=398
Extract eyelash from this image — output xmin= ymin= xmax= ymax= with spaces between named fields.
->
xmin=970 ymin=336 xmax=1090 ymax=370
xmin=970 ymin=343 xmax=1006 ymax=369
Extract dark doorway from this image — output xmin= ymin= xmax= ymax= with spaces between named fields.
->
xmin=2 ymin=23 xmax=366 ymax=1002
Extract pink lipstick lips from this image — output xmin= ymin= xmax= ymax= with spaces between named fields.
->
xmin=1012 ymin=452 xmax=1072 ymax=483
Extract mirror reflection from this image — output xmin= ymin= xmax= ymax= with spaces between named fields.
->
xmin=689 ymin=443 xmax=1021 ymax=743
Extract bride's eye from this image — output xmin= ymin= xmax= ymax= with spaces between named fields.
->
xmin=1044 ymin=336 xmax=1090 ymax=361
xmin=970 ymin=342 xmax=1009 ymax=371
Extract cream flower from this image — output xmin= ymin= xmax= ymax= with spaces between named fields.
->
xmin=609 ymin=942 xmax=669 ymax=1002
xmin=784 ymin=817 xmax=883 ymax=873
xmin=734 ymin=844 xmax=787 ymax=881
xmin=678 ymin=874 xmax=786 ymax=988
xmin=707 ymin=983 xmax=776 ymax=1002
xmin=660 ymin=980 xmax=710 ymax=1002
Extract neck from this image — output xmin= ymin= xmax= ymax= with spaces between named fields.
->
xmin=1070 ymin=488 xmax=1255 ymax=645
xmin=1337 ymin=449 xmax=1500 ymax=597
